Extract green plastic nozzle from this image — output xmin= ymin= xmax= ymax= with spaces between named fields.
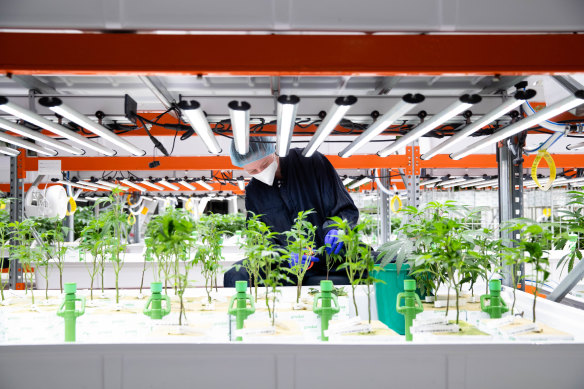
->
xmin=144 ymin=282 xmax=171 ymax=320
xmin=480 ymin=279 xmax=508 ymax=319
xmin=228 ymin=281 xmax=255 ymax=341
xmin=56 ymin=282 xmax=86 ymax=342
xmin=396 ymin=280 xmax=424 ymax=341
xmin=313 ymin=280 xmax=340 ymax=341
xmin=489 ymin=279 xmax=501 ymax=292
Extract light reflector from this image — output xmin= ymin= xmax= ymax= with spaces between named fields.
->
xmin=228 ymin=101 xmax=251 ymax=154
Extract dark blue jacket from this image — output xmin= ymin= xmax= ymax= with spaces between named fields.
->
xmin=245 ymin=148 xmax=359 ymax=272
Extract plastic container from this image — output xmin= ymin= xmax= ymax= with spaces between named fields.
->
xmin=374 ymin=263 xmax=412 ymax=335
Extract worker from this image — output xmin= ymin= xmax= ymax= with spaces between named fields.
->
xmin=223 ymin=137 xmax=359 ymax=287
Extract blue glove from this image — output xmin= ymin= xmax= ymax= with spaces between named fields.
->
xmin=288 ymin=253 xmax=320 ymax=268
xmin=325 ymin=229 xmax=343 ymax=255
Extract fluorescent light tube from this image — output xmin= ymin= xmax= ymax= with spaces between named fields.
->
xmin=342 ymin=177 xmax=354 ymax=186
xmin=140 ymin=180 xmax=165 ymax=191
xmin=158 ymin=179 xmax=180 ymax=191
xmin=474 ymin=179 xmax=499 ymax=189
xmin=179 ymin=100 xmax=222 ymax=154
xmin=0 ymin=131 xmax=57 ymax=156
xmin=303 ymin=96 xmax=357 ymax=158
xmin=57 ymin=180 xmax=97 ymax=191
xmin=457 ymin=178 xmax=488 ymax=188
xmin=276 ymin=95 xmax=300 ymax=157
xmin=339 ymin=94 xmax=424 ymax=158
xmin=0 ymin=146 xmax=20 ymax=156
xmin=420 ymin=177 xmax=442 ymax=186
xmin=437 ymin=177 xmax=466 ymax=187
xmin=0 ymin=96 xmax=114 ymax=155
xmin=0 ymin=117 xmax=83 ymax=155
xmin=119 ymin=179 xmax=146 ymax=192
xmin=451 ymin=90 xmax=584 ymax=160
xmin=38 ymin=97 xmax=146 ymax=156
xmin=179 ymin=180 xmax=197 ymax=191
xmin=96 ymin=180 xmax=129 ymax=191
xmin=378 ymin=94 xmax=481 ymax=157
xmin=237 ymin=178 xmax=245 ymax=191
xmin=421 ymin=90 xmax=535 ymax=160
xmin=348 ymin=177 xmax=372 ymax=189
xmin=81 ymin=181 xmax=114 ymax=191
xmin=196 ymin=180 xmax=214 ymax=191
xmin=228 ymin=101 xmax=251 ymax=154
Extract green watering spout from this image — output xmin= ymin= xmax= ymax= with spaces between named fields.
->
xmin=396 ymin=279 xmax=424 ymax=341
xmin=313 ymin=280 xmax=340 ymax=341
xmin=228 ymin=281 xmax=256 ymax=341
xmin=480 ymin=279 xmax=509 ymax=319
xmin=56 ymin=283 xmax=86 ymax=342
xmin=144 ymin=282 xmax=171 ymax=320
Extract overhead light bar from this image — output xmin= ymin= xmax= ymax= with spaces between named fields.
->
xmin=197 ymin=180 xmax=214 ymax=191
xmin=179 ymin=180 xmax=197 ymax=191
xmin=348 ymin=177 xmax=372 ymax=190
xmin=0 ymin=131 xmax=57 ymax=156
xmin=0 ymin=146 xmax=20 ymax=156
xmin=119 ymin=179 xmax=146 ymax=192
xmin=96 ymin=180 xmax=129 ymax=191
xmin=456 ymin=178 xmax=488 ymax=188
xmin=0 ymin=96 xmax=114 ymax=155
xmin=178 ymin=100 xmax=222 ymax=154
xmin=0 ymin=117 xmax=84 ymax=155
xmin=421 ymin=89 xmax=536 ymax=160
xmin=420 ymin=177 xmax=442 ymax=187
xmin=451 ymin=90 xmax=584 ymax=160
xmin=237 ymin=177 xmax=245 ymax=191
xmin=276 ymin=95 xmax=300 ymax=157
xmin=342 ymin=177 xmax=354 ymax=186
xmin=378 ymin=94 xmax=481 ymax=157
xmin=474 ymin=179 xmax=499 ymax=189
xmin=38 ymin=97 xmax=146 ymax=156
xmin=228 ymin=101 xmax=251 ymax=154
xmin=303 ymin=96 xmax=357 ymax=158
xmin=140 ymin=180 xmax=165 ymax=191
xmin=81 ymin=181 xmax=114 ymax=191
xmin=158 ymin=179 xmax=180 ymax=191
xmin=57 ymin=180 xmax=97 ymax=191
xmin=437 ymin=177 xmax=466 ymax=187
xmin=339 ymin=94 xmax=424 ymax=158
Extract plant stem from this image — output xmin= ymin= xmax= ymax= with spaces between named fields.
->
xmin=445 ymin=286 xmax=450 ymax=317
xmin=139 ymin=259 xmax=147 ymax=294
xmin=455 ymin=286 xmax=460 ymax=324
xmin=367 ymin=283 xmax=371 ymax=324
xmin=351 ymin=284 xmax=359 ymax=317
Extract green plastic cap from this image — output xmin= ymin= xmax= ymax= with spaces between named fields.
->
xmin=404 ymin=279 xmax=416 ymax=291
xmin=320 ymin=280 xmax=333 ymax=292
xmin=489 ymin=279 xmax=502 ymax=292
xmin=151 ymin=282 xmax=163 ymax=293
xmin=235 ymin=281 xmax=247 ymax=292
xmin=64 ymin=283 xmax=77 ymax=294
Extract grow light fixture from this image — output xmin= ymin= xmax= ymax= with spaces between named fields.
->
xmin=437 ymin=177 xmax=466 ymax=187
xmin=0 ymin=146 xmax=19 ymax=156
xmin=140 ymin=180 xmax=165 ymax=191
xmin=474 ymin=179 xmax=499 ymax=189
xmin=0 ymin=96 xmax=114 ymax=155
xmin=237 ymin=177 xmax=245 ymax=191
xmin=421 ymin=89 xmax=535 ymax=160
xmin=97 ymin=180 xmax=129 ymax=191
xmin=420 ymin=177 xmax=442 ymax=187
xmin=57 ymin=180 xmax=97 ymax=191
xmin=119 ymin=179 xmax=146 ymax=192
xmin=456 ymin=178 xmax=488 ymax=188
xmin=197 ymin=180 xmax=214 ymax=191
xmin=339 ymin=94 xmax=424 ymax=158
xmin=158 ymin=179 xmax=180 ymax=191
xmin=0 ymin=131 xmax=57 ymax=156
xmin=303 ymin=96 xmax=357 ymax=158
xmin=154 ymin=196 xmax=167 ymax=201
xmin=178 ymin=180 xmax=197 ymax=191
xmin=451 ymin=90 xmax=584 ymax=160
xmin=0 ymin=117 xmax=84 ymax=155
xmin=38 ymin=97 xmax=146 ymax=156
xmin=348 ymin=176 xmax=372 ymax=189
xmin=228 ymin=101 xmax=251 ymax=154
xmin=378 ymin=95 xmax=481 ymax=157
xmin=178 ymin=100 xmax=222 ymax=154
xmin=81 ymin=181 xmax=116 ymax=191
xmin=276 ymin=95 xmax=300 ymax=157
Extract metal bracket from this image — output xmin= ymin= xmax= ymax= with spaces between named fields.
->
xmin=378 ymin=168 xmax=391 ymax=244
xmin=9 ymin=150 xmax=24 ymax=289
xmin=404 ymin=144 xmax=421 ymax=208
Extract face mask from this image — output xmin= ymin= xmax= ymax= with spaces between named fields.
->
xmin=251 ymin=158 xmax=278 ymax=186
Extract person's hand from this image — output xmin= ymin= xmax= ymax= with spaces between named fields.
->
xmin=288 ymin=253 xmax=320 ymax=269
xmin=325 ymin=229 xmax=343 ymax=254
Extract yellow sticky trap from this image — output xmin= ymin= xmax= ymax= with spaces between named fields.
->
xmin=543 ymin=208 xmax=551 ymax=217
xmin=390 ymin=195 xmax=403 ymax=213
xmin=531 ymin=149 xmax=556 ymax=191
xmin=65 ymin=196 xmax=77 ymax=216
xmin=0 ymin=202 xmax=5 ymax=210
xmin=127 ymin=213 xmax=136 ymax=225
xmin=141 ymin=207 xmax=149 ymax=215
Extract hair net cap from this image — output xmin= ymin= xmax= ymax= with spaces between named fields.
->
xmin=229 ymin=136 xmax=276 ymax=167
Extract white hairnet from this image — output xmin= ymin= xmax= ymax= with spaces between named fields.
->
xmin=229 ymin=136 xmax=276 ymax=167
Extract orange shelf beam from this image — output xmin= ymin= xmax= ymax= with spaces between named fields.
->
xmin=1 ymin=33 xmax=584 ymax=76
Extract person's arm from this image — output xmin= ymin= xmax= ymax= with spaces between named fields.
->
xmin=311 ymin=151 xmax=359 ymax=231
